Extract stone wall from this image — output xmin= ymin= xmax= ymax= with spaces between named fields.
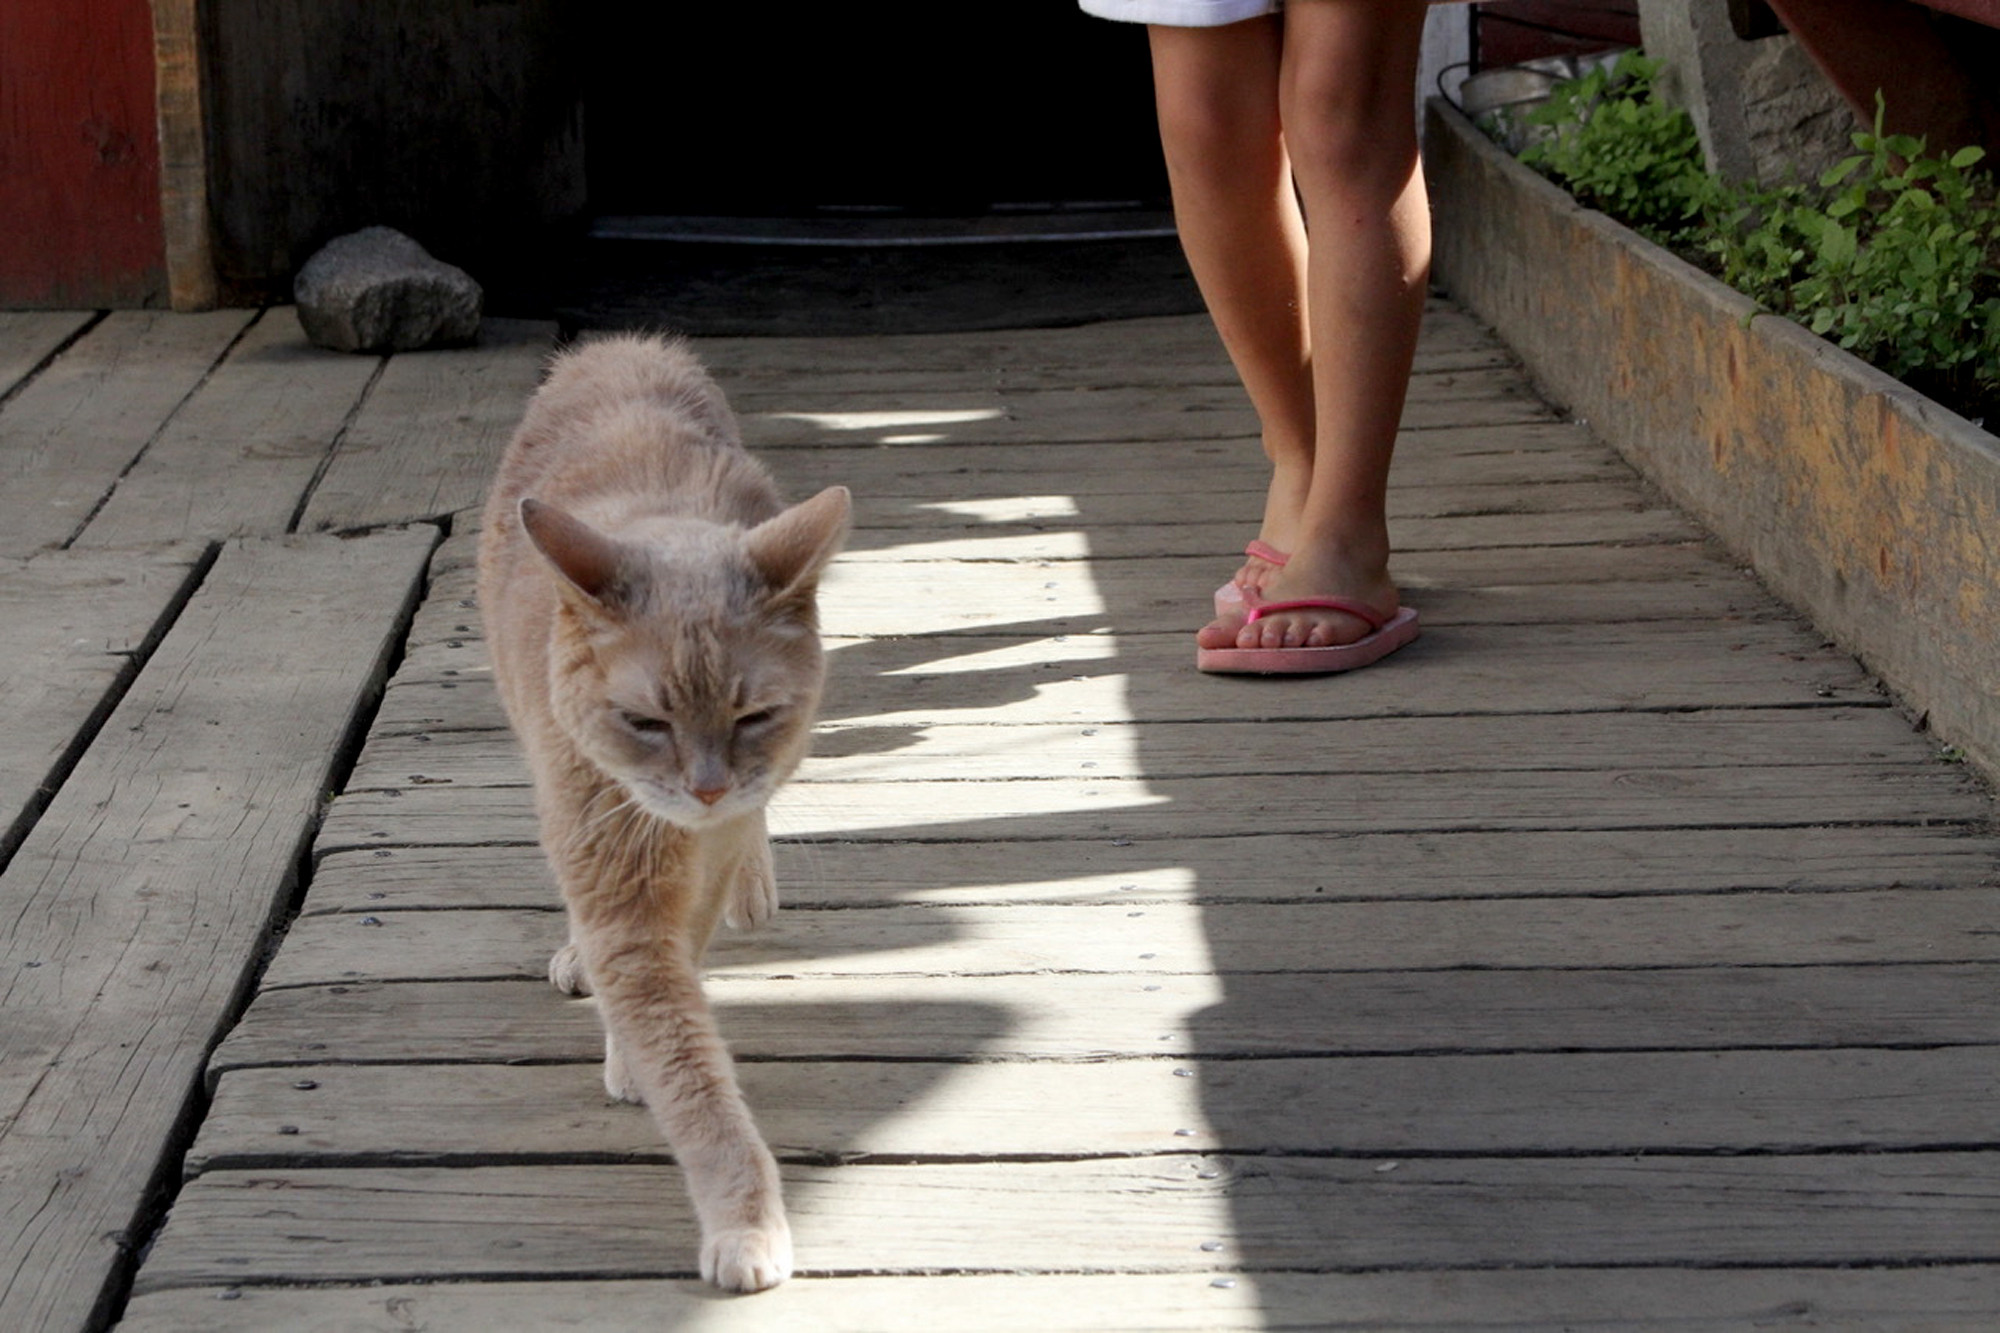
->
xmin=1636 ymin=0 xmax=1855 ymax=185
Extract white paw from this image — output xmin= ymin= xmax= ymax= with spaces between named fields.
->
xmin=548 ymin=943 xmax=591 ymax=995
xmin=723 ymin=852 xmax=778 ymax=931
xmin=701 ymin=1220 xmax=793 ymax=1293
xmin=602 ymin=1034 xmax=643 ymax=1105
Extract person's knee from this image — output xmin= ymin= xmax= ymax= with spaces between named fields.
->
xmin=1155 ymin=89 xmax=1280 ymax=183
xmin=1282 ymin=85 xmax=1416 ymax=200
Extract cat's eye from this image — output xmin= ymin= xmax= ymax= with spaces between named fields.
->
xmin=620 ymin=710 xmax=670 ymax=735
xmin=736 ymin=707 xmax=779 ymax=731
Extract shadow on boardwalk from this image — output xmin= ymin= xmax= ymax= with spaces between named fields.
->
xmin=0 ymin=304 xmax=1996 ymax=1331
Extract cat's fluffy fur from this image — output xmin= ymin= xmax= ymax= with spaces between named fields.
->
xmin=478 ymin=333 xmax=849 ymax=1292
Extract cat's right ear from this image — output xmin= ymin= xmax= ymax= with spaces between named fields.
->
xmin=519 ymin=498 xmax=629 ymax=608
xmin=745 ymin=485 xmax=851 ymax=607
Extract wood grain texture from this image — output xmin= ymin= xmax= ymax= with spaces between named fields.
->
xmin=59 ymin=304 xmax=1998 ymax=1324
xmin=150 ymin=0 xmax=217 ymax=311
xmin=364 ymin=618 xmax=1880 ymax=741
xmin=0 ymin=310 xmax=253 ymax=555
xmin=313 ymin=761 xmax=1986 ymax=850
xmin=0 ymin=528 xmax=435 ymax=1332
xmin=254 ymin=889 xmax=2000 ymax=990
xmin=737 ymin=375 xmax=1553 ymax=451
xmin=296 ymin=319 xmax=554 ymax=532
xmin=0 ymin=544 xmax=206 ymax=862
xmin=0 ymin=311 xmax=96 ymax=398
xmin=345 ymin=704 xmax=1938 ymax=792
xmin=77 ymin=310 xmax=381 ymax=546
xmin=133 ymin=1154 xmax=2000 ymax=1288
xmin=113 ymin=1267 xmax=2000 ymax=1333
xmin=301 ymin=823 xmax=2000 ymax=912
xmin=697 ymin=304 xmax=1500 ymax=386
xmin=207 ymin=966 xmax=2000 ymax=1071
xmin=185 ymin=1045 xmax=2000 ymax=1169
xmin=760 ymin=432 xmax=1628 ymax=499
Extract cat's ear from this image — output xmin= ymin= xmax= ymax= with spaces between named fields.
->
xmin=745 ymin=486 xmax=851 ymax=606
xmin=519 ymin=497 xmax=630 ymax=608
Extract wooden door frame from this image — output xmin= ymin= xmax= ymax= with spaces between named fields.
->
xmin=151 ymin=0 xmax=218 ymax=310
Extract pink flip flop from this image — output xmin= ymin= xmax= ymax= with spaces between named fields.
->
xmin=1214 ymin=540 xmax=1290 ymax=618
xmin=1197 ymin=597 xmax=1420 ymax=676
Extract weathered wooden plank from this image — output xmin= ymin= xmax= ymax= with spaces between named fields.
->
xmin=314 ymin=761 xmax=1984 ymax=852
xmin=207 ymin=965 xmax=2000 ymax=1071
xmin=348 ymin=706 xmax=1937 ymax=793
xmin=256 ymin=889 xmax=2000 ymax=989
xmin=413 ymin=529 xmax=1753 ymax=650
xmin=185 ymin=1045 xmax=2000 ymax=1169
xmin=694 ymin=304 xmax=1500 ymax=380
xmin=440 ymin=539 xmax=1780 ymax=642
xmin=737 ymin=376 xmax=1551 ymax=449
xmin=834 ymin=506 xmax=1705 ymax=561
xmin=761 ymin=432 xmax=1625 ymax=497
xmin=0 ymin=544 xmax=206 ymax=861
xmin=0 ymin=527 xmax=436 ymax=1333
xmin=133 ymin=1153 xmax=2000 ymax=1289
xmin=0 ymin=309 xmax=254 ymax=555
xmin=722 ymin=478 xmax=1697 ymax=534
xmin=417 ymin=479 xmax=1690 ymax=567
xmin=0 ymin=310 xmax=96 ymax=399
xmin=113 ymin=1266 xmax=2000 ymax=1333
xmin=303 ymin=823 xmax=2000 ymax=914
xmin=732 ymin=362 xmax=1540 ymax=419
xmin=77 ymin=310 xmax=382 ymax=547
xmin=366 ymin=620 xmax=1882 ymax=739
xmin=296 ymin=319 xmax=553 ymax=532
xmin=708 ymin=340 xmax=1513 ymax=396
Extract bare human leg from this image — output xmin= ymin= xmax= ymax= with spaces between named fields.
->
xmin=1147 ymin=18 xmax=1313 ymax=601
xmin=1231 ymin=0 xmax=1431 ymax=651
xmin=1159 ymin=2 xmax=1431 ymax=654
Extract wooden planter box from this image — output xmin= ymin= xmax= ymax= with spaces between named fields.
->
xmin=1425 ymin=97 xmax=2000 ymax=777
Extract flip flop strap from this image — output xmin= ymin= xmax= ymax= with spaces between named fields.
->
xmin=1244 ymin=540 xmax=1290 ymax=566
xmin=1243 ymin=597 xmax=1391 ymax=632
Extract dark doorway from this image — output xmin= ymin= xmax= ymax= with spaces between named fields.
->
xmin=584 ymin=6 xmax=1171 ymax=218
xmin=559 ymin=5 xmax=1197 ymax=336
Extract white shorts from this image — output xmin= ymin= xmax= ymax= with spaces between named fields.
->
xmin=1078 ymin=0 xmax=1280 ymax=25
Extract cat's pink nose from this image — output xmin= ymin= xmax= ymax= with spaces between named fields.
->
xmin=693 ymin=786 xmax=730 ymax=806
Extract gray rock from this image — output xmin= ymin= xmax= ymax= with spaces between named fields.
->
xmin=293 ymin=227 xmax=483 ymax=353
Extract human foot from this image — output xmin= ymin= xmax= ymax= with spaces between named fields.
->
xmin=1200 ymin=554 xmax=1399 ymax=651
xmin=1196 ymin=598 xmax=1420 ymax=675
xmin=1216 ymin=540 xmax=1290 ymax=615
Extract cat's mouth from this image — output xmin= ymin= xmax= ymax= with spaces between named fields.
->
xmin=630 ymin=777 xmax=746 ymax=828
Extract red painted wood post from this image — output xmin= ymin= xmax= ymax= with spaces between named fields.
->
xmin=0 ymin=0 xmax=167 ymax=307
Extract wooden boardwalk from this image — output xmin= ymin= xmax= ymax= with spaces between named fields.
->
xmin=1 ymin=304 xmax=1997 ymax=1330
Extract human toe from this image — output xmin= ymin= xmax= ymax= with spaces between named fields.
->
xmin=1197 ymin=613 xmax=1246 ymax=649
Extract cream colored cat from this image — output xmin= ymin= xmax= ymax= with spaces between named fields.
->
xmin=477 ymin=333 xmax=849 ymax=1292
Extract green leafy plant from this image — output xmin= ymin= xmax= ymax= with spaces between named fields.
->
xmin=1518 ymin=53 xmax=1715 ymax=243
xmin=1502 ymin=62 xmax=2000 ymax=420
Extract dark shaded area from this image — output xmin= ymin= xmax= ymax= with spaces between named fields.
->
xmin=583 ymin=7 xmax=1166 ymax=215
xmin=533 ymin=234 xmax=1204 ymax=338
xmin=1475 ymin=0 xmax=1641 ymax=68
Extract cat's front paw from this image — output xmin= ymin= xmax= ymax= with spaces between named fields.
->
xmin=548 ymin=943 xmax=591 ymax=996
xmin=701 ymin=1219 xmax=793 ymax=1293
xmin=723 ymin=849 xmax=778 ymax=931
xmin=602 ymin=1033 xmax=644 ymax=1105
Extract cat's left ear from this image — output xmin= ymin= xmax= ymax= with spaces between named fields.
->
xmin=745 ymin=486 xmax=851 ymax=606
xmin=519 ymin=497 xmax=632 ymax=609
